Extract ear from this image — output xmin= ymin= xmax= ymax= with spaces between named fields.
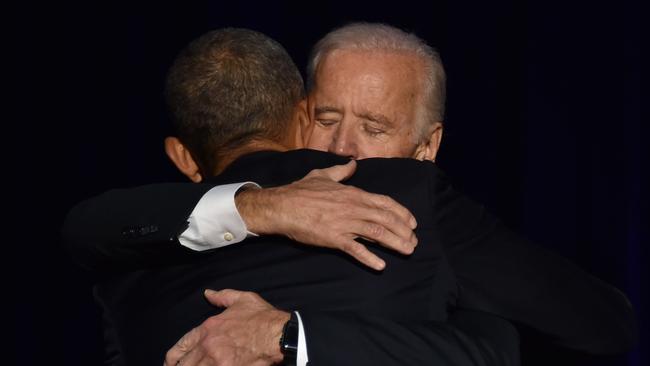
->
xmin=413 ymin=122 xmax=444 ymax=162
xmin=289 ymin=99 xmax=309 ymax=149
xmin=164 ymin=137 xmax=203 ymax=182
xmin=298 ymin=98 xmax=314 ymax=147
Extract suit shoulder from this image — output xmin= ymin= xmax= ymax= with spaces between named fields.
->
xmin=356 ymin=158 xmax=449 ymax=183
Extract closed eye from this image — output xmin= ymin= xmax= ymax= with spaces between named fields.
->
xmin=363 ymin=124 xmax=386 ymax=136
xmin=314 ymin=106 xmax=342 ymax=128
xmin=316 ymin=119 xmax=338 ymax=127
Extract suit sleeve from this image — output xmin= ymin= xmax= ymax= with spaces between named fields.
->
xmin=62 ymin=183 xmax=213 ymax=272
xmin=299 ymin=309 xmax=519 ymax=366
xmin=426 ymin=165 xmax=637 ymax=354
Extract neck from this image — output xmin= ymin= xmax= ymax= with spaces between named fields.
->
xmin=213 ymin=139 xmax=294 ymax=175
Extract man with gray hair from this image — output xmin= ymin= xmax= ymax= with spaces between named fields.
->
xmin=303 ymin=22 xmax=446 ymax=159
xmin=65 ymin=23 xmax=636 ymax=366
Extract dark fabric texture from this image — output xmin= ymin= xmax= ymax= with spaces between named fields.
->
xmin=64 ymin=149 xmax=636 ymax=365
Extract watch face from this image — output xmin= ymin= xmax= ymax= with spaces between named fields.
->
xmin=281 ymin=314 xmax=299 ymax=355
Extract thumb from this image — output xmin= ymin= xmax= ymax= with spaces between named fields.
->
xmin=204 ymin=289 xmax=244 ymax=308
xmin=318 ymin=160 xmax=357 ymax=182
xmin=164 ymin=327 xmax=202 ymax=366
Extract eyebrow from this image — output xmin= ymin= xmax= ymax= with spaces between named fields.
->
xmin=314 ymin=106 xmax=394 ymax=128
xmin=314 ymin=106 xmax=342 ymax=114
xmin=357 ymin=111 xmax=394 ymax=128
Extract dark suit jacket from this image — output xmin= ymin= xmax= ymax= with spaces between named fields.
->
xmin=63 ymin=149 xmax=636 ymax=364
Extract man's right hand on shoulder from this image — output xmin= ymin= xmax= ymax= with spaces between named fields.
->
xmin=235 ymin=160 xmax=418 ymax=271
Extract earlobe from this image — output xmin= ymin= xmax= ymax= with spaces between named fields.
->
xmin=414 ymin=123 xmax=444 ymax=162
xmin=414 ymin=143 xmax=431 ymax=161
xmin=164 ymin=137 xmax=203 ymax=182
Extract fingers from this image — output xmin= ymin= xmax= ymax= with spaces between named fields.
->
xmin=308 ymin=160 xmax=357 ymax=182
xmin=172 ymin=346 xmax=205 ymax=366
xmin=353 ymin=218 xmax=417 ymax=255
xmin=365 ymin=192 xmax=417 ymax=230
xmin=271 ymin=161 xmax=421 ymax=270
xmin=338 ymin=187 xmax=417 ymax=241
xmin=164 ymin=327 xmax=202 ymax=366
xmin=338 ymin=195 xmax=417 ymax=252
xmin=203 ymin=289 xmax=243 ymax=307
xmin=341 ymin=239 xmax=386 ymax=271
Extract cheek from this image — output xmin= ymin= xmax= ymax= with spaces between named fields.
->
xmin=392 ymin=131 xmax=419 ymax=157
xmin=358 ymin=137 xmax=415 ymax=158
xmin=305 ymin=127 xmax=332 ymax=151
xmin=355 ymin=140 xmax=393 ymax=159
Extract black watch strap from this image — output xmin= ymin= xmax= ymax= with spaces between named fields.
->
xmin=279 ymin=312 xmax=299 ymax=365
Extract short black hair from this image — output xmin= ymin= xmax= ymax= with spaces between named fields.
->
xmin=165 ymin=28 xmax=304 ymax=175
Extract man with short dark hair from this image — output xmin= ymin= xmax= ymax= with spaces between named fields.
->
xmin=163 ymin=28 xmax=305 ymax=177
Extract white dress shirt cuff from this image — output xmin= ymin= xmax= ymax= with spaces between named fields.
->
xmin=295 ymin=311 xmax=309 ymax=366
xmin=179 ymin=182 xmax=260 ymax=251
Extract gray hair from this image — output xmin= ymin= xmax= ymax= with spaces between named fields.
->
xmin=306 ymin=22 xmax=446 ymax=142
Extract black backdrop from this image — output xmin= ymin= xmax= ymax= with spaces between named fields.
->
xmin=12 ymin=1 xmax=646 ymax=365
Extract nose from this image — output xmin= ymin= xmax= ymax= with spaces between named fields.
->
xmin=328 ymin=123 xmax=357 ymax=159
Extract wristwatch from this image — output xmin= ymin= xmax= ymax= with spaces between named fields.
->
xmin=279 ymin=311 xmax=299 ymax=365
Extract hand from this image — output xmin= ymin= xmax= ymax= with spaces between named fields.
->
xmin=164 ymin=289 xmax=290 ymax=366
xmin=236 ymin=160 xmax=418 ymax=271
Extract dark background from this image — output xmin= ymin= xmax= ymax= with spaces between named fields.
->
xmin=13 ymin=1 xmax=646 ymax=365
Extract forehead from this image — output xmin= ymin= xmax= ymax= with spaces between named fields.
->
xmin=316 ymin=49 xmax=423 ymax=90
xmin=312 ymin=50 xmax=423 ymax=117
xmin=311 ymin=50 xmax=424 ymax=132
